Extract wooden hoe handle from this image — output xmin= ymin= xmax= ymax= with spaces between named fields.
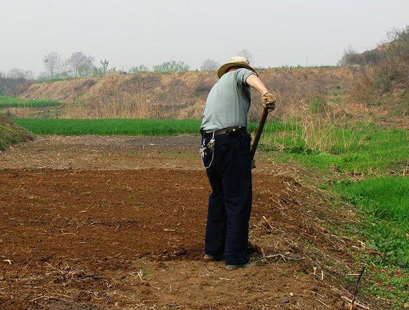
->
xmin=250 ymin=107 xmax=270 ymax=161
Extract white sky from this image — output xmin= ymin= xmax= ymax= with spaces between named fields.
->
xmin=0 ymin=0 xmax=408 ymax=75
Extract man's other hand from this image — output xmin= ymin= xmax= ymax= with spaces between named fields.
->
xmin=261 ymin=92 xmax=276 ymax=110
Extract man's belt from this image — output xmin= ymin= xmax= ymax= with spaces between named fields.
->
xmin=202 ymin=126 xmax=247 ymax=137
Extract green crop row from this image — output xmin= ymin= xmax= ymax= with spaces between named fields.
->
xmin=0 ymin=96 xmax=62 ymax=108
xmin=13 ymin=118 xmax=207 ymax=136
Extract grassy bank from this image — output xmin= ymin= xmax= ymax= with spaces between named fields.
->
xmin=333 ymin=175 xmax=409 ymax=307
xmin=260 ymin=119 xmax=408 ymax=306
xmin=0 ymin=96 xmax=62 ymax=108
xmin=0 ymin=115 xmax=34 ymax=151
xmin=334 ymin=176 xmax=408 ymax=268
xmin=261 ymin=120 xmax=408 ymax=264
xmin=262 ymin=121 xmax=408 ymax=174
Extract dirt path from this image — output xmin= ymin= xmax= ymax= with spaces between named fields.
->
xmin=0 ymin=136 xmax=370 ymax=309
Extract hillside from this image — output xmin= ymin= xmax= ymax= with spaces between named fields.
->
xmin=0 ymin=115 xmax=34 ymax=151
xmin=340 ymin=27 xmax=409 ymax=124
xmin=20 ymin=68 xmax=356 ymax=121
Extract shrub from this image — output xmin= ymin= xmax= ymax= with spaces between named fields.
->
xmin=153 ymin=61 xmax=190 ymax=73
xmin=128 ymin=65 xmax=150 ymax=74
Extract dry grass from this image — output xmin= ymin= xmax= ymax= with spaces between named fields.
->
xmin=301 ymin=114 xmax=365 ymax=153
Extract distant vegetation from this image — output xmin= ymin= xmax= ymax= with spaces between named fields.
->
xmin=128 ymin=65 xmax=150 ymax=74
xmin=1 ymin=47 xmax=258 ymax=85
xmin=0 ymin=74 xmax=32 ymax=96
xmin=153 ymin=60 xmax=190 ymax=73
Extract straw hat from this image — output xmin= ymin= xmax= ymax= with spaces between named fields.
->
xmin=217 ymin=56 xmax=257 ymax=78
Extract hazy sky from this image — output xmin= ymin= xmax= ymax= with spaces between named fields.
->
xmin=1 ymin=0 xmax=408 ymax=75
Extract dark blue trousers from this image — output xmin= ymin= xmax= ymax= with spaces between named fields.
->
xmin=202 ymin=132 xmax=252 ymax=265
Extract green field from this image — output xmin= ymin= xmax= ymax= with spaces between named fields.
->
xmin=13 ymin=118 xmax=203 ymax=135
xmin=13 ymin=118 xmax=261 ymax=136
xmin=0 ymin=96 xmax=62 ymax=108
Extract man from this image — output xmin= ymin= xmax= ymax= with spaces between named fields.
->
xmin=200 ymin=56 xmax=276 ymax=270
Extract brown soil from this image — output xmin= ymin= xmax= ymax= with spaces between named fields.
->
xmin=0 ymin=136 xmax=377 ymax=309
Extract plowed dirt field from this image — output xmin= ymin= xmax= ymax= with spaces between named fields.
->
xmin=0 ymin=136 xmax=371 ymax=309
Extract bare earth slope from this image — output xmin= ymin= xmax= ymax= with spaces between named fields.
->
xmin=0 ymin=136 xmax=379 ymax=309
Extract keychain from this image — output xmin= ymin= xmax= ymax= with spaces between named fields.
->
xmin=200 ymin=132 xmax=215 ymax=169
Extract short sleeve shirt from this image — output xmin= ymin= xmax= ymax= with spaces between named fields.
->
xmin=200 ymin=68 xmax=255 ymax=132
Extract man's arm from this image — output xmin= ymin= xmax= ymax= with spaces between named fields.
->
xmin=246 ymin=74 xmax=268 ymax=95
xmin=246 ymin=74 xmax=276 ymax=109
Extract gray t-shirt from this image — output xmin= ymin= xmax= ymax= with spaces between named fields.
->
xmin=201 ymin=68 xmax=255 ymax=132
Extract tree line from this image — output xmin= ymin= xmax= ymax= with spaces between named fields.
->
xmin=1 ymin=49 xmax=254 ymax=81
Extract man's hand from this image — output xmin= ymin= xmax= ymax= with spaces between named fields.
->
xmin=246 ymin=75 xmax=276 ymax=110
xmin=261 ymin=92 xmax=276 ymax=110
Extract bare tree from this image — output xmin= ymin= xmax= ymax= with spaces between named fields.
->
xmin=236 ymin=49 xmax=254 ymax=64
xmin=67 ymin=52 xmax=95 ymax=76
xmin=7 ymin=68 xmax=34 ymax=80
xmin=43 ymin=51 xmax=62 ymax=77
xmin=200 ymin=59 xmax=220 ymax=71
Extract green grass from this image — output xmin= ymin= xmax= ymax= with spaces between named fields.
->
xmin=260 ymin=119 xmax=409 ymax=301
xmin=334 ymin=176 xmax=409 ymax=268
xmin=13 ymin=118 xmax=202 ymax=136
xmin=0 ymin=116 xmax=33 ymax=151
xmin=13 ymin=118 xmax=261 ymax=136
xmin=0 ymin=96 xmax=62 ymax=108
xmin=261 ymin=121 xmax=408 ymax=174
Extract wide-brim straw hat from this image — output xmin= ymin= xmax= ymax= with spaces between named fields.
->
xmin=217 ymin=56 xmax=258 ymax=78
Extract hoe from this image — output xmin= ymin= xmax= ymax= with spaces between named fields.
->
xmin=250 ymin=106 xmax=272 ymax=168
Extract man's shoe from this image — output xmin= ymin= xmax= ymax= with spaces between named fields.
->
xmin=204 ymin=254 xmax=224 ymax=261
xmin=225 ymin=262 xmax=255 ymax=271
